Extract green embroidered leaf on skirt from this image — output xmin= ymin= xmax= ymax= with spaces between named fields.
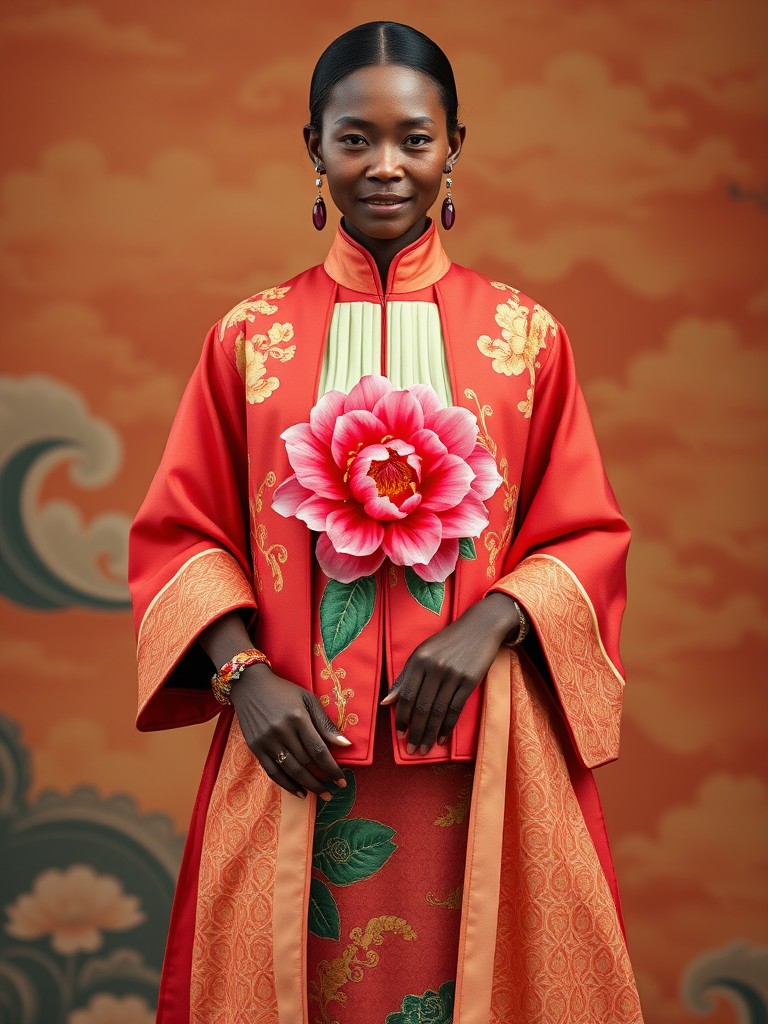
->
xmin=458 ymin=536 xmax=477 ymax=560
xmin=320 ymin=576 xmax=377 ymax=662
xmin=308 ymin=876 xmax=340 ymax=940
xmin=315 ymin=769 xmax=356 ymax=829
xmin=404 ymin=567 xmax=445 ymax=615
xmin=313 ymin=817 xmax=397 ymax=887
xmin=385 ymin=979 xmax=455 ymax=1024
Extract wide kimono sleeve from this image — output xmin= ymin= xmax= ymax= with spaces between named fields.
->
xmin=128 ymin=322 xmax=257 ymax=732
xmin=488 ymin=322 xmax=630 ymax=769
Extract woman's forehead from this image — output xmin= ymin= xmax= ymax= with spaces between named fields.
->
xmin=323 ymin=65 xmax=444 ymax=124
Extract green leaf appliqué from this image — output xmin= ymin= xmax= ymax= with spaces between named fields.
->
xmin=315 ymin=769 xmax=356 ymax=830
xmin=404 ymin=567 xmax=445 ymax=615
xmin=320 ymin=576 xmax=377 ymax=662
xmin=385 ymin=980 xmax=456 ymax=1024
xmin=308 ymin=877 xmax=340 ymax=940
xmin=458 ymin=537 xmax=477 ymax=560
xmin=313 ymin=817 xmax=397 ymax=887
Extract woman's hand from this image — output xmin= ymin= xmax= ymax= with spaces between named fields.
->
xmin=381 ymin=592 xmax=520 ymax=755
xmin=230 ymin=663 xmax=351 ymax=800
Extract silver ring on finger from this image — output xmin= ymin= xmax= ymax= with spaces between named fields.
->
xmin=275 ymin=751 xmax=288 ymax=766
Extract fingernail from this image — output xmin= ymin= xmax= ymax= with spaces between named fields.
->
xmin=406 ymin=743 xmax=416 ymax=755
xmin=437 ymin=736 xmax=447 ymax=746
xmin=335 ymin=777 xmax=347 ymax=787
xmin=336 ymin=736 xmax=352 ymax=745
xmin=320 ymin=792 xmax=333 ymax=801
xmin=296 ymin=791 xmax=307 ymax=799
xmin=419 ymin=744 xmax=430 ymax=755
xmin=397 ymin=730 xmax=406 ymax=739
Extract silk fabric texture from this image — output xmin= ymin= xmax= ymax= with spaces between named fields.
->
xmin=129 ymin=222 xmax=644 ymax=1022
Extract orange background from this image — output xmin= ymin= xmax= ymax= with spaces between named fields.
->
xmin=1 ymin=2 xmax=766 ymax=1020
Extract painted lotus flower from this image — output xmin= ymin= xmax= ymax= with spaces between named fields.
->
xmin=273 ymin=376 xmax=502 ymax=583
xmin=69 ymin=995 xmax=156 ymax=1024
xmin=5 ymin=864 xmax=145 ymax=954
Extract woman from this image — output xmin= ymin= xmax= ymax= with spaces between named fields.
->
xmin=129 ymin=22 xmax=644 ymax=1024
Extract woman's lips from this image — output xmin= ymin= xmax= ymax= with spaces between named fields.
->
xmin=360 ymin=195 xmax=411 ymax=213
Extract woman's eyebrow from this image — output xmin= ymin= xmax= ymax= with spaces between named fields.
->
xmin=332 ymin=115 xmax=437 ymax=129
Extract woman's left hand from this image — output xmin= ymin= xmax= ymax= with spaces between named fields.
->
xmin=381 ymin=591 xmax=520 ymax=754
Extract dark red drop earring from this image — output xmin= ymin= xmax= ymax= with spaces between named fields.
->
xmin=312 ymin=165 xmax=327 ymax=231
xmin=441 ymin=171 xmax=455 ymax=230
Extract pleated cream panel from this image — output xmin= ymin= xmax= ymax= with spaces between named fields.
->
xmin=318 ymin=301 xmax=453 ymax=406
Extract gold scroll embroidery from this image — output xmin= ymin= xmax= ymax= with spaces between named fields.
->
xmin=250 ymin=470 xmax=287 ymax=593
xmin=314 ymin=644 xmax=359 ymax=733
xmin=426 ymin=884 xmax=463 ymax=910
xmin=309 ymin=915 xmax=417 ymax=1024
xmin=465 ymin=389 xmax=519 ymax=580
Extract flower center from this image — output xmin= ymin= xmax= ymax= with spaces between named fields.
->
xmin=367 ymin=448 xmax=418 ymax=501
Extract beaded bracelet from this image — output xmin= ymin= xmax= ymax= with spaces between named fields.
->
xmin=506 ymin=600 xmax=529 ymax=647
xmin=211 ymin=648 xmax=271 ymax=705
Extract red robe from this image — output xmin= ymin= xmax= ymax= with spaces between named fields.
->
xmin=129 ymin=222 xmax=643 ymax=1022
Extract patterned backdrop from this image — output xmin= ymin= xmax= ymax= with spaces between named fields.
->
xmin=1 ymin=1 xmax=766 ymax=1021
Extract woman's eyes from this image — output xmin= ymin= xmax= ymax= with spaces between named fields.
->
xmin=338 ymin=134 xmax=433 ymax=148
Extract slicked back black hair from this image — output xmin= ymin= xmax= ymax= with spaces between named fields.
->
xmin=308 ymin=22 xmax=460 ymax=133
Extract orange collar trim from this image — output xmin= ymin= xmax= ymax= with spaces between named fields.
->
xmin=323 ymin=219 xmax=451 ymax=295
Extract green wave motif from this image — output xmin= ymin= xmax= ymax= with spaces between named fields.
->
xmin=0 ymin=438 xmax=129 ymax=610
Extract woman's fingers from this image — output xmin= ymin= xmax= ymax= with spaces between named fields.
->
xmin=269 ymin=746 xmax=336 ymax=800
xmin=257 ymin=752 xmax=307 ymax=799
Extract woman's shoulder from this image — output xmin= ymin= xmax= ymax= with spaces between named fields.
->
xmin=217 ymin=265 xmax=325 ymax=339
xmin=447 ymin=262 xmax=559 ymax=324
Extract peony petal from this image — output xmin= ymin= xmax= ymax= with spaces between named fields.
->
xmin=310 ymin=389 xmax=346 ymax=446
xmin=411 ymin=538 xmax=460 ymax=583
xmin=468 ymin=444 xmax=504 ymax=500
xmin=331 ymin=410 xmax=386 ymax=468
xmin=282 ymin=423 xmax=346 ymax=498
xmin=295 ymin=493 xmax=341 ymax=531
xmin=419 ymin=454 xmax=475 ymax=512
xmin=398 ymin=491 xmax=422 ymax=515
xmin=348 ymin=453 xmax=408 ymax=520
xmin=408 ymin=428 xmax=447 ymax=470
xmin=272 ymin=475 xmax=314 ymax=517
xmin=407 ymin=382 xmax=445 ymax=420
xmin=316 ymin=532 xmax=386 ymax=583
xmin=372 ymin=388 xmax=424 ymax=440
xmin=425 ymin=406 xmax=479 ymax=459
xmin=382 ymin=510 xmax=442 ymax=566
xmin=326 ymin=505 xmax=385 ymax=556
xmin=437 ymin=491 xmax=490 ymax=539
xmin=344 ymin=374 xmax=393 ymax=413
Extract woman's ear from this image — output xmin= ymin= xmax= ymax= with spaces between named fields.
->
xmin=304 ymin=124 xmax=322 ymax=169
xmin=446 ymin=123 xmax=466 ymax=171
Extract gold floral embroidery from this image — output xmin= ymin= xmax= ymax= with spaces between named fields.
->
xmin=426 ymin=884 xmax=463 ymax=910
xmin=235 ymin=321 xmax=296 ymax=405
xmin=218 ymin=286 xmax=291 ymax=340
xmin=315 ymin=644 xmax=358 ymax=733
xmin=308 ymin=915 xmax=417 ymax=1024
xmin=465 ymin=389 xmax=519 ymax=579
xmin=250 ymin=471 xmax=287 ymax=593
xmin=433 ymin=781 xmax=471 ymax=827
xmin=490 ymin=280 xmax=519 ymax=293
xmin=476 ymin=293 xmax=556 ymax=418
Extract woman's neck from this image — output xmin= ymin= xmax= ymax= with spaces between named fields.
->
xmin=341 ymin=216 xmax=429 ymax=292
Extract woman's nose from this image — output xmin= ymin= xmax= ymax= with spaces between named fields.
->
xmin=366 ymin=145 xmax=404 ymax=181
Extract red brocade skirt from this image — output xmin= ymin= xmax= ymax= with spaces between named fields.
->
xmin=306 ymin=708 xmax=474 ymax=1024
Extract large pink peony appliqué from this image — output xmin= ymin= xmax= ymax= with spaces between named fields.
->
xmin=273 ymin=376 xmax=502 ymax=584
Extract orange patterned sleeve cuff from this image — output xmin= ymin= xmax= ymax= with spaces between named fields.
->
xmin=136 ymin=548 xmax=258 ymax=731
xmin=488 ymin=554 xmax=624 ymax=768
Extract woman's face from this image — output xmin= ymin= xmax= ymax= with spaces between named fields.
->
xmin=305 ymin=65 xmax=464 ymax=245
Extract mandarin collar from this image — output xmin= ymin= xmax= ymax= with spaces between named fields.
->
xmin=323 ymin=219 xmax=451 ymax=295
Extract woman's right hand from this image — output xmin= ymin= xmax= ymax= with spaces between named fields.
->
xmin=230 ymin=663 xmax=351 ymax=800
